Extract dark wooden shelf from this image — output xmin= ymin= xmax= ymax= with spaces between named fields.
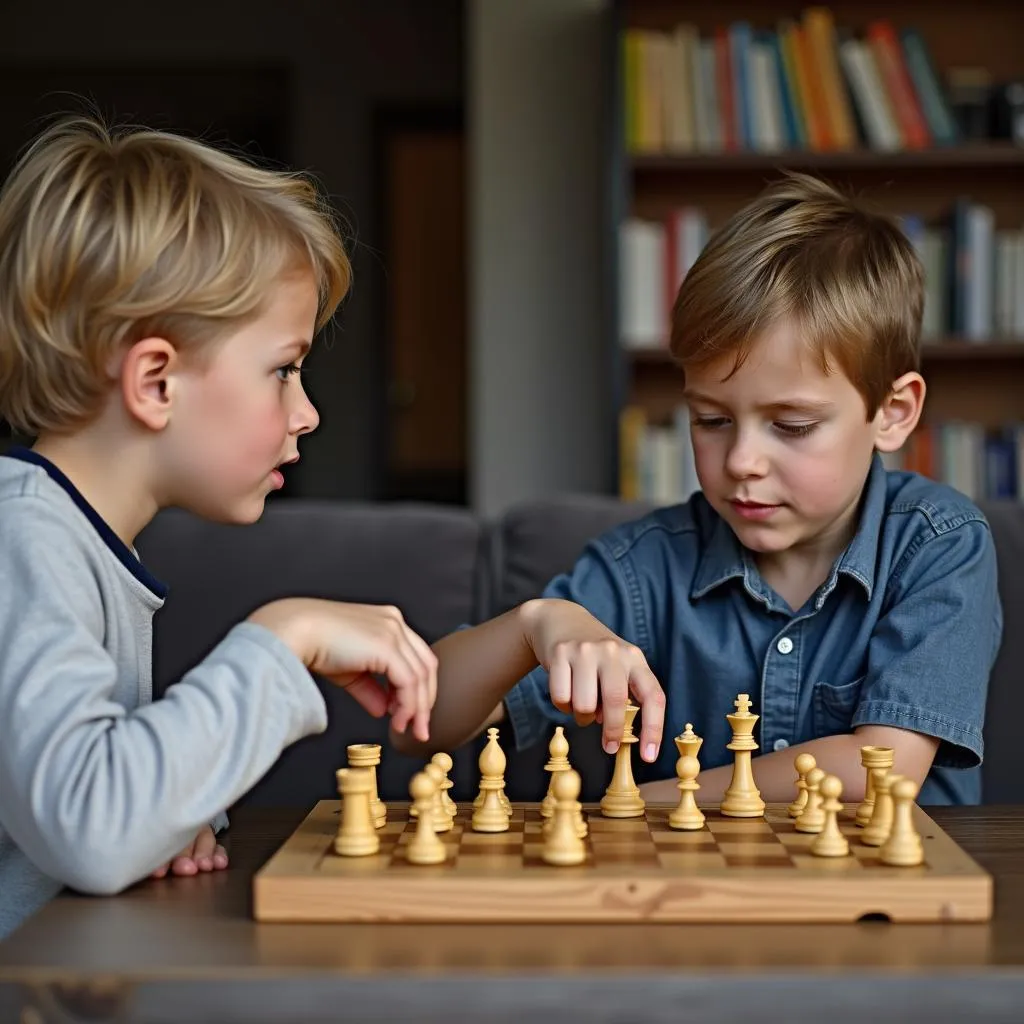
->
xmin=630 ymin=144 xmax=1024 ymax=174
xmin=627 ymin=342 xmax=1024 ymax=364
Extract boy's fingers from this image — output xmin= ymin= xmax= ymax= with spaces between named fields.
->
xmin=548 ymin=652 xmax=572 ymax=712
xmin=170 ymin=855 xmax=198 ymax=876
xmin=571 ymin=649 xmax=599 ymax=727
xmin=405 ymin=628 xmax=439 ymax=709
xmin=629 ymin=664 xmax=666 ymax=761
xmin=599 ymin=666 xmax=629 ymax=753
xmin=194 ymin=827 xmax=217 ymax=871
xmin=342 ymin=674 xmax=390 ymax=718
xmin=213 ymin=844 xmax=229 ymax=870
xmin=151 ymin=862 xmax=170 ymax=879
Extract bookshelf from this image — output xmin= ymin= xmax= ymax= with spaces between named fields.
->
xmin=607 ymin=0 xmax=1024 ymax=505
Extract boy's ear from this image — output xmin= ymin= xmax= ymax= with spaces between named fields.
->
xmin=873 ymin=371 xmax=926 ymax=453
xmin=118 ymin=337 xmax=179 ymax=431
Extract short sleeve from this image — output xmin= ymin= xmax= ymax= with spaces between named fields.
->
xmin=503 ymin=540 xmax=640 ymax=752
xmin=852 ymin=519 xmax=1002 ymax=769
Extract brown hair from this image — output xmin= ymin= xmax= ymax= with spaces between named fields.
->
xmin=0 ymin=115 xmax=351 ymax=436
xmin=669 ymin=171 xmax=924 ymax=417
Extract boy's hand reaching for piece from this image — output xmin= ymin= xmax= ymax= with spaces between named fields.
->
xmin=248 ymin=598 xmax=438 ymax=742
xmin=519 ymin=598 xmax=665 ymax=762
xmin=151 ymin=825 xmax=228 ymax=879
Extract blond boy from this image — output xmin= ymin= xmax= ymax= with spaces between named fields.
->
xmin=0 ymin=117 xmax=657 ymax=939
xmin=402 ymin=173 xmax=1002 ymax=808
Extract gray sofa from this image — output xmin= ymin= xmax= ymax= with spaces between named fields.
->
xmin=137 ymin=494 xmax=1024 ymax=809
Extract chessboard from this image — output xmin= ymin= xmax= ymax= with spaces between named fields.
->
xmin=252 ymin=800 xmax=992 ymax=924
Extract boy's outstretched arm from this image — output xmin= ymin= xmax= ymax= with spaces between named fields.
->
xmin=391 ymin=598 xmax=666 ymax=764
xmin=638 ymin=725 xmax=940 ymax=804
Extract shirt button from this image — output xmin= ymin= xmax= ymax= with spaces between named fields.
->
xmin=773 ymin=738 xmax=789 ymax=752
xmin=777 ymin=637 xmax=794 ymax=654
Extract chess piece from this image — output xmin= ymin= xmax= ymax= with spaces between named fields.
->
xmin=541 ymin=726 xmax=571 ymax=818
xmin=879 ymin=778 xmax=924 ymax=867
xmin=668 ymin=725 xmax=705 ymax=830
xmin=472 ymin=727 xmax=511 ymax=832
xmin=542 ymin=769 xmax=587 ymax=865
xmin=720 ymin=693 xmax=765 ymax=817
xmin=473 ymin=729 xmax=512 ymax=815
xmin=431 ymin=752 xmax=458 ymax=818
xmin=810 ymin=774 xmax=850 ymax=857
xmin=862 ymin=773 xmax=899 ymax=847
xmin=788 ymin=752 xmax=816 ymax=818
xmin=599 ymin=703 xmax=646 ymax=818
xmin=856 ymin=745 xmax=894 ymax=828
xmin=347 ymin=743 xmax=387 ymax=829
xmin=334 ymin=767 xmax=380 ymax=856
xmin=424 ymin=762 xmax=453 ymax=832
xmin=405 ymin=771 xmax=447 ymax=865
xmin=794 ymin=767 xmax=826 ymax=833
xmin=669 ymin=754 xmax=705 ymax=830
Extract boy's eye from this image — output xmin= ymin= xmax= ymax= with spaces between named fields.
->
xmin=692 ymin=416 xmax=729 ymax=430
xmin=276 ymin=363 xmax=303 ymax=382
xmin=774 ymin=421 xmax=817 ymax=437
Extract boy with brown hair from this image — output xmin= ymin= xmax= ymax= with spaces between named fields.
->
xmin=403 ymin=172 xmax=1002 ymax=809
xmin=0 ymin=116 xmax=660 ymax=939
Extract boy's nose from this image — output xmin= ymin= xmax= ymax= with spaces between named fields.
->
xmin=291 ymin=388 xmax=320 ymax=436
xmin=725 ymin=434 xmax=767 ymax=478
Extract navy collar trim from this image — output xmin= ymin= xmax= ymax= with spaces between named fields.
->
xmin=4 ymin=446 xmax=169 ymax=599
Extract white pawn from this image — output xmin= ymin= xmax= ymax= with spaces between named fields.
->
xmin=794 ymin=767 xmax=826 ymax=833
xmin=788 ymin=752 xmax=816 ymax=818
xmin=862 ymin=773 xmax=899 ymax=847
xmin=880 ymin=777 xmax=924 ymax=867
xmin=405 ymin=771 xmax=447 ymax=865
xmin=810 ymin=774 xmax=849 ymax=858
xmin=424 ymin=761 xmax=453 ymax=832
xmin=542 ymin=769 xmax=586 ymax=866
xmin=431 ymin=752 xmax=458 ymax=818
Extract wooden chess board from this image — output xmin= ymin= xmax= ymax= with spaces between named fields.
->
xmin=252 ymin=801 xmax=992 ymax=923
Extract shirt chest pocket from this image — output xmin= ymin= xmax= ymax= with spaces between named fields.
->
xmin=812 ymin=676 xmax=864 ymax=737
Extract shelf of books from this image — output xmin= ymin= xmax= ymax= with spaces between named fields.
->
xmin=611 ymin=1 xmax=1024 ymax=504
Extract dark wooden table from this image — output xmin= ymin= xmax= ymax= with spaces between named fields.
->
xmin=2 ymin=807 xmax=1024 ymax=1023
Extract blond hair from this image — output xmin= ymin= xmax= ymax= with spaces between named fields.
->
xmin=670 ymin=172 xmax=924 ymax=416
xmin=0 ymin=115 xmax=351 ymax=436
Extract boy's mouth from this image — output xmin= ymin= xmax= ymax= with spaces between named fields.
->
xmin=729 ymin=499 xmax=782 ymax=521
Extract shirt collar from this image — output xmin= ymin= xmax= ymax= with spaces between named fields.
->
xmin=826 ymin=451 xmax=886 ymax=602
xmin=3 ymin=445 xmax=169 ymax=599
xmin=689 ymin=452 xmax=886 ymax=604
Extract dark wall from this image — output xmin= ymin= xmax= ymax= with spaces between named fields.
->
xmin=0 ymin=0 xmax=464 ymax=499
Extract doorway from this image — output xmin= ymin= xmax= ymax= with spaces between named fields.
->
xmin=375 ymin=107 xmax=467 ymax=505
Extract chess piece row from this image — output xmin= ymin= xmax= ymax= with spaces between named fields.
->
xmin=788 ymin=745 xmax=924 ymax=865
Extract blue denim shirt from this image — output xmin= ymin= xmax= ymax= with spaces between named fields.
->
xmin=504 ymin=456 xmax=1002 ymax=805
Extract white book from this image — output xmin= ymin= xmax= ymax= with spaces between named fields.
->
xmin=995 ymin=231 xmax=1016 ymax=339
xmin=750 ymin=42 xmax=784 ymax=152
xmin=619 ymin=218 xmax=667 ymax=349
xmin=838 ymin=39 xmax=901 ymax=151
xmin=965 ymin=205 xmax=994 ymax=341
xmin=1015 ymin=235 xmax=1024 ymax=339
xmin=698 ymin=40 xmax=722 ymax=151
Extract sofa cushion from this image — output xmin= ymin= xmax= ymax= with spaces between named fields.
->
xmin=978 ymin=501 xmax=1024 ymax=803
xmin=137 ymin=500 xmax=484 ymax=807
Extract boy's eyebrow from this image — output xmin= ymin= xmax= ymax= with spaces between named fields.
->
xmin=683 ymin=389 xmax=834 ymax=414
xmin=281 ymin=338 xmax=312 ymax=357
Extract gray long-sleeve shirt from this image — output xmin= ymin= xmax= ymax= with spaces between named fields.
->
xmin=0 ymin=449 xmax=328 ymax=939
